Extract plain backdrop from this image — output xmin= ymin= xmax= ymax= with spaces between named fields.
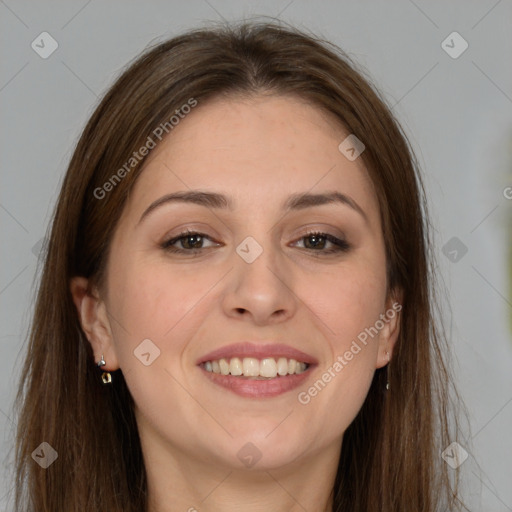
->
xmin=1 ymin=1 xmax=511 ymax=510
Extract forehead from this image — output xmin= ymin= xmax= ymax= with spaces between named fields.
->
xmin=124 ymin=94 xmax=379 ymax=225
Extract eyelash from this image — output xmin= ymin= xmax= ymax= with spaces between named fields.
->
xmin=161 ymin=229 xmax=351 ymax=256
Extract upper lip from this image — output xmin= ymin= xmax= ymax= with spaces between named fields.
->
xmin=197 ymin=342 xmax=318 ymax=365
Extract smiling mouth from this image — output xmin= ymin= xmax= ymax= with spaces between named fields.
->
xmin=197 ymin=342 xmax=316 ymax=397
xmin=201 ymin=356 xmax=309 ymax=379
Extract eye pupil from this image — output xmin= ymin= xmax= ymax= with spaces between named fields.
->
xmin=305 ymin=234 xmax=326 ymax=249
xmin=183 ymin=234 xmax=203 ymax=249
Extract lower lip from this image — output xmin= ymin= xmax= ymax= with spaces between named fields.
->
xmin=199 ymin=367 xmax=313 ymax=398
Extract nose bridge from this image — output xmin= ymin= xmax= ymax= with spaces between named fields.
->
xmin=222 ymin=232 xmax=297 ymax=324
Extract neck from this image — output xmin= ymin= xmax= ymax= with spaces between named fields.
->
xmin=143 ymin=436 xmax=341 ymax=512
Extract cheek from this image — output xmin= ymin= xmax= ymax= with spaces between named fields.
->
xmin=106 ymin=258 xmax=219 ymax=361
xmin=293 ymin=258 xmax=386 ymax=418
xmin=105 ymin=261 xmax=215 ymax=421
xmin=303 ymin=261 xmax=387 ymax=350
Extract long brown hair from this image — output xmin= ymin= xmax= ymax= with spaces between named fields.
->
xmin=11 ymin=20 xmax=468 ymax=511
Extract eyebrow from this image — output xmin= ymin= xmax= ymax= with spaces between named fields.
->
xmin=138 ymin=190 xmax=368 ymax=224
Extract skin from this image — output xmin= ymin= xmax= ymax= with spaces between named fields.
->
xmin=71 ymin=94 xmax=402 ymax=512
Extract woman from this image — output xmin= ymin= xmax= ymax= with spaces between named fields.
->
xmin=12 ymin=20 xmax=467 ymax=511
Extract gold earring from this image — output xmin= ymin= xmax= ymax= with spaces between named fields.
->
xmin=97 ymin=354 xmax=112 ymax=384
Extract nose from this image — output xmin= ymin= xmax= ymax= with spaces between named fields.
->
xmin=221 ymin=239 xmax=298 ymax=327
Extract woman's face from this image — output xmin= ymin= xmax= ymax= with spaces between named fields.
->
xmin=86 ymin=94 xmax=400 ymax=471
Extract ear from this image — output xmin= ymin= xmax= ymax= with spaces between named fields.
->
xmin=375 ymin=287 xmax=403 ymax=369
xmin=70 ymin=276 xmax=120 ymax=371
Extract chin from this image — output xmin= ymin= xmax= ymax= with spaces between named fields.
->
xmin=207 ymin=424 xmax=313 ymax=471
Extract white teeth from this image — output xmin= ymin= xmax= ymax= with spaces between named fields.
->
xmin=277 ymin=357 xmax=288 ymax=376
xmin=219 ymin=358 xmax=230 ymax=375
xmin=203 ymin=356 xmax=309 ymax=377
xmin=242 ymin=357 xmax=260 ymax=377
xmin=260 ymin=358 xmax=277 ymax=378
xmin=229 ymin=357 xmax=243 ymax=376
xmin=296 ymin=362 xmax=307 ymax=373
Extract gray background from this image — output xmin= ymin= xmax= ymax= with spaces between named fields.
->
xmin=1 ymin=0 xmax=511 ymax=510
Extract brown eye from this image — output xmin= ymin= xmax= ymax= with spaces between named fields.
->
xmin=161 ymin=231 xmax=218 ymax=253
xmin=294 ymin=232 xmax=351 ymax=254
xmin=303 ymin=233 xmax=327 ymax=249
xmin=179 ymin=234 xmax=204 ymax=249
